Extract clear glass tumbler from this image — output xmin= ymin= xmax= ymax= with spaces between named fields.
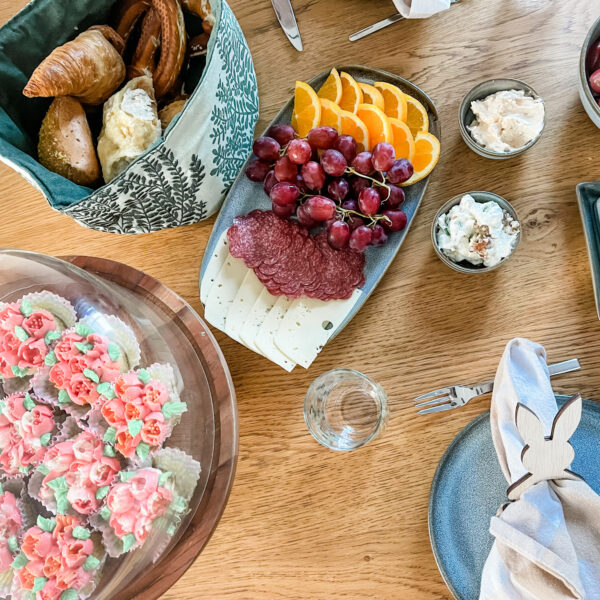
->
xmin=304 ymin=369 xmax=389 ymax=451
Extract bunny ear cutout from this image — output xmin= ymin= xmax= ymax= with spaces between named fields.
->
xmin=551 ymin=394 xmax=582 ymax=444
xmin=515 ymin=403 xmax=545 ymax=446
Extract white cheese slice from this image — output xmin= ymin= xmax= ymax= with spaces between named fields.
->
xmin=254 ymin=295 xmax=296 ymax=372
xmin=203 ymin=252 xmax=248 ymax=333
xmin=239 ymin=287 xmax=277 ymax=353
xmin=274 ymin=289 xmax=362 ymax=369
xmin=200 ymin=230 xmax=229 ymax=305
xmin=225 ymin=269 xmax=264 ymax=345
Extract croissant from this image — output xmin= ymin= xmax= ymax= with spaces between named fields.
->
xmin=181 ymin=0 xmax=215 ymax=34
xmin=159 ymin=98 xmax=187 ymax=130
xmin=23 ymin=27 xmax=125 ymax=105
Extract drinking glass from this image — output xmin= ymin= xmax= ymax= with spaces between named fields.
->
xmin=304 ymin=369 xmax=388 ymax=451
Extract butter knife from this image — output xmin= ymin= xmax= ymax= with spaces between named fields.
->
xmin=271 ymin=0 xmax=303 ymax=51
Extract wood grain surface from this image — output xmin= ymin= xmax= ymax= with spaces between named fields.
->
xmin=1 ymin=0 xmax=599 ymax=598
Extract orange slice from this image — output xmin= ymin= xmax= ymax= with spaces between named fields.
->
xmin=358 ymin=82 xmax=385 ymax=111
xmin=292 ymin=81 xmax=321 ymax=137
xmin=388 ymin=118 xmax=415 ymax=162
xmin=340 ymin=110 xmax=370 ymax=153
xmin=319 ymin=98 xmax=343 ymax=132
xmin=405 ymin=95 xmax=429 ymax=136
xmin=317 ymin=68 xmax=343 ymax=105
xmin=374 ymin=81 xmax=408 ymax=122
xmin=339 ymin=72 xmax=363 ymax=113
xmin=356 ymin=104 xmax=393 ymax=150
xmin=400 ymin=132 xmax=440 ymax=186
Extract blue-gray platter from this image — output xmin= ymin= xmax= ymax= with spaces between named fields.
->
xmin=576 ymin=181 xmax=600 ymax=319
xmin=200 ymin=65 xmax=440 ymax=341
xmin=429 ymin=395 xmax=600 ymax=600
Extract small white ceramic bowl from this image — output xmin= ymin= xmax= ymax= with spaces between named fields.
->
xmin=579 ymin=16 xmax=600 ymax=128
xmin=459 ymin=79 xmax=545 ymax=159
xmin=431 ymin=191 xmax=521 ymax=274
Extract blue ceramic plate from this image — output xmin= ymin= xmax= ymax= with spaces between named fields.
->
xmin=200 ymin=65 xmax=440 ymax=342
xmin=577 ymin=181 xmax=600 ymax=319
xmin=429 ymin=395 xmax=600 ymax=600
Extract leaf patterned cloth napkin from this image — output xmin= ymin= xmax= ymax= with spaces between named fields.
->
xmin=479 ymin=338 xmax=600 ymax=600
xmin=392 ymin=0 xmax=450 ymax=18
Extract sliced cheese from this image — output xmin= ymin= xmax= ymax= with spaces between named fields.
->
xmin=200 ymin=230 xmax=229 ymax=305
xmin=239 ymin=287 xmax=277 ymax=353
xmin=225 ymin=269 xmax=264 ymax=345
xmin=254 ymin=295 xmax=296 ymax=372
xmin=274 ymin=289 xmax=362 ymax=369
xmin=203 ymin=252 xmax=248 ymax=333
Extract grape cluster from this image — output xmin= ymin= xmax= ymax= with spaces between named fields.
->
xmin=245 ymin=124 xmax=413 ymax=252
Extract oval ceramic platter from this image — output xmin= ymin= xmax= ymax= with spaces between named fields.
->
xmin=200 ymin=65 xmax=440 ymax=371
xmin=429 ymin=395 xmax=600 ymax=600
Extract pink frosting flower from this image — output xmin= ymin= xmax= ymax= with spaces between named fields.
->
xmin=2 ymin=330 xmax=20 ymax=353
xmin=107 ymin=483 xmax=135 ymax=514
xmin=0 ymin=490 xmax=23 ymax=571
xmin=101 ymin=399 xmax=125 ymax=427
xmin=17 ymin=337 xmax=48 ymax=369
xmin=6 ymin=394 xmax=26 ymax=420
xmin=133 ymin=516 xmax=153 ymax=544
xmin=66 ymin=373 xmax=99 ymax=407
xmin=61 ymin=537 xmax=93 ymax=569
xmin=22 ymin=527 xmax=54 ymax=561
xmin=124 ymin=401 xmax=149 ymax=421
xmin=115 ymin=372 xmax=144 ymax=400
xmin=140 ymin=412 xmax=168 ymax=447
xmin=39 ymin=579 xmax=62 ymax=600
xmin=114 ymin=429 xmax=139 ymax=458
xmin=52 ymin=515 xmax=78 ymax=543
xmin=49 ymin=362 xmax=71 ymax=389
xmin=71 ymin=432 xmax=96 ymax=462
xmin=89 ymin=458 xmax=120 ymax=488
xmin=21 ymin=405 xmax=54 ymax=438
xmin=110 ymin=510 xmax=136 ymax=538
xmin=142 ymin=381 xmax=169 ymax=411
xmin=53 ymin=335 xmax=80 ymax=362
xmin=129 ymin=469 xmax=160 ymax=501
xmin=66 ymin=485 xmax=98 ymax=515
xmin=22 ymin=310 xmax=56 ymax=339
xmin=0 ymin=304 xmax=22 ymax=330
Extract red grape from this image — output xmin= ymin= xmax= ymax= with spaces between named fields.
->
xmin=267 ymin=124 xmax=295 ymax=146
xmin=321 ymin=149 xmax=347 ymax=177
xmin=588 ymin=41 xmax=600 ymax=74
xmin=370 ymin=224 xmax=388 ymax=246
xmin=245 ymin=158 xmax=271 ymax=182
xmin=274 ymin=156 xmax=298 ymax=183
xmin=328 ymin=220 xmax=351 ymax=249
xmin=358 ymin=187 xmax=381 ymax=215
xmin=297 ymin=203 xmax=317 ymax=227
xmin=347 ymin=214 xmax=365 ymax=231
xmin=253 ymin=136 xmax=280 ymax=161
xmin=333 ymin=135 xmax=357 ymax=162
xmin=327 ymin=178 xmax=350 ymax=201
xmin=349 ymin=225 xmax=373 ymax=252
xmin=590 ymin=69 xmax=600 ymax=93
xmin=350 ymin=175 xmax=370 ymax=196
xmin=305 ymin=196 xmax=336 ymax=221
xmin=378 ymin=183 xmax=405 ymax=207
xmin=270 ymin=182 xmax=299 ymax=206
xmin=272 ymin=202 xmax=296 ymax=219
xmin=387 ymin=159 xmax=414 ymax=184
xmin=295 ymin=174 xmax=308 ymax=194
xmin=287 ymin=138 xmax=312 ymax=164
xmin=351 ymin=152 xmax=373 ymax=175
xmin=372 ymin=142 xmax=395 ymax=172
xmin=382 ymin=209 xmax=407 ymax=232
xmin=307 ymin=126 xmax=338 ymax=149
xmin=341 ymin=199 xmax=358 ymax=212
xmin=264 ymin=170 xmax=277 ymax=195
xmin=301 ymin=161 xmax=325 ymax=190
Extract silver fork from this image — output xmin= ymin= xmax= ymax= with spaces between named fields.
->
xmin=413 ymin=359 xmax=581 ymax=415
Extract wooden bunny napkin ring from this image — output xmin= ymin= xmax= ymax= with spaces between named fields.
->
xmin=507 ymin=394 xmax=584 ymax=501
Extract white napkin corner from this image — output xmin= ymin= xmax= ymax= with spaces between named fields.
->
xmin=392 ymin=0 xmax=451 ymax=19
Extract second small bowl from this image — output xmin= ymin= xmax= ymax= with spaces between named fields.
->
xmin=431 ymin=191 xmax=521 ymax=274
xmin=459 ymin=78 xmax=545 ymax=159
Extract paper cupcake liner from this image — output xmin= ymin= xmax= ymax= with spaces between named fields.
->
xmin=21 ymin=291 xmax=77 ymax=332
xmin=0 ymin=377 xmax=31 ymax=396
xmin=152 ymin=448 xmax=201 ymax=502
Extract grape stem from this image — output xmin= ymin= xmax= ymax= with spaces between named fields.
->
xmin=345 ymin=168 xmax=391 ymax=201
xmin=336 ymin=206 xmax=392 ymax=227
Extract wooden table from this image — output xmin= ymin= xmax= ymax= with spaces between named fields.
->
xmin=1 ymin=0 xmax=599 ymax=597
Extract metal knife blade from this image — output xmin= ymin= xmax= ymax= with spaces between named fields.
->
xmin=271 ymin=0 xmax=303 ymax=51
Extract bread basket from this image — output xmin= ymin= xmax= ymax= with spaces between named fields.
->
xmin=0 ymin=0 xmax=259 ymax=233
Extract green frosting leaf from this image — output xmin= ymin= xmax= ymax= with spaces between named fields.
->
xmin=44 ymin=350 xmax=57 ymax=366
xmin=72 ymin=526 xmax=91 ymax=540
xmin=55 ymin=492 xmax=70 ymax=515
xmin=103 ymin=427 xmax=117 ymax=444
xmin=0 ymin=482 xmax=3 ymax=495
xmin=37 ymin=464 xmax=50 ymax=475
xmin=40 ymin=433 xmax=52 ymax=447
xmin=170 ymin=495 xmax=188 ymax=514
xmin=14 ymin=325 xmax=29 ymax=342
xmin=103 ymin=444 xmax=116 ymax=458
xmin=23 ymin=393 xmax=35 ymax=411
xmin=11 ymin=552 xmax=29 ymax=569
xmin=100 ymin=505 xmax=111 ymax=520
xmin=83 ymin=368 xmax=99 ymax=383
xmin=96 ymin=485 xmax=110 ymax=500
xmin=119 ymin=471 xmax=136 ymax=482
xmin=37 ymin=515 xmax=56 ymax=532
xmin=107 ymin=343 xmax=121 ymax=362
xmin=75 ymin=323 xmax=93 ymax=337
xmin=47 ymin=476 xmax=68 ymax=493
xmin=121 ymin=533 xmax=137 ymax=552
xmin=127 ymin=419 xmax=143 ymax=437
xmin=158 ymin=471 xmax=172 ymax=487
xmin=33 ymin=576 xmax=47 ymax=593
xmin=82 ymin=554 xmax=100 ymax=572
xmin=136 ymin=442 xmax=150 ymax=460
xmin=60 ymin=590 xmax=78 ymax=600
xmin=162 ymin=401 xmax=187 ymax=419
xmin=19 ymin=298 xmax=32 ymax=317
xmin=75 ymin=342 xmax=92 ymax=354
xmin=11 ymin=365 xmax=29 ymax=377
xmin=44 ymin=330 xmax=61 ymax=345
xmin=7 ymin=535 xmax=18 ymax=553
xmin=58 ymin=389 xmax=70 ymax=404
xmin=18 ymin=465 xmax=30 ymax=474
xmin=96 ymin=382 xmax=115 ymax=400
xmin=166 ymin=523 xmax=177 ymax=536
xmin=137 ymin=369 xmax=151 ymax=384
xmin=0 ymin=400 xmax=5 ymax=413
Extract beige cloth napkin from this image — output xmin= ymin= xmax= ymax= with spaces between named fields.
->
xmin=392 ymin=0 xmax=450 ymax=18
xmin=479 ymin=338 xmax=600 ymax=600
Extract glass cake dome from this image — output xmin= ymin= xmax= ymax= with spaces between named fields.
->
xmin=0 ymin=249 xmax=237 ymax=599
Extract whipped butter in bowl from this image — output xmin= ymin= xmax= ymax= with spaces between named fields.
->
xmin=459 ymin=79 xmax=545 ymax=159
xmin=432 ymin=192 xmax=521 ymax=273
